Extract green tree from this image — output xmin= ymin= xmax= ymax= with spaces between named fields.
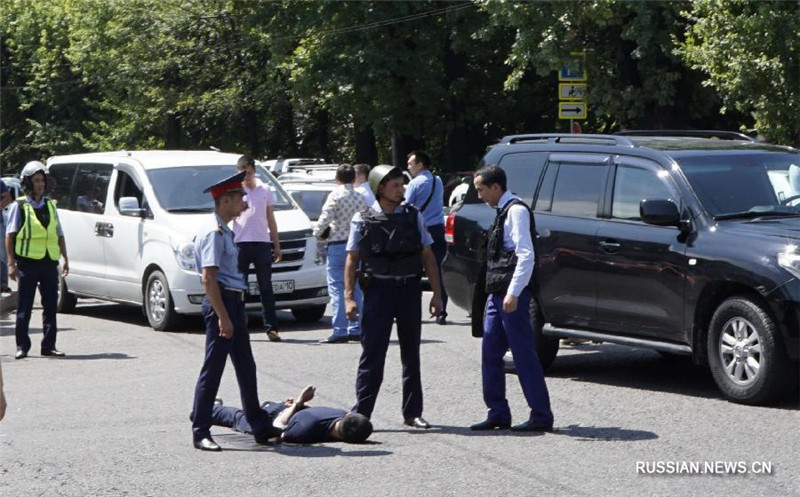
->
xmin=679 ymin=0 xmax=799 ymax=145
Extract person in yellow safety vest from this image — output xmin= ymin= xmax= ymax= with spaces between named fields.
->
xmin=4 ymin=161 xmax=70 ymax=360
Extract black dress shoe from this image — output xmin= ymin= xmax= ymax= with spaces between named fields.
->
xmin=347 ymin=335 xmax=362 ymax=342
xmin=470 ymin=418 xmax=512 ymax=431
xmin=511 ymin=420 xmax=553 ymax=432
xmin=193 ymin=436 xmax=222 ymax=451
xmin=15 ymin=349 xmax=28 ymax=360
xmin=41 ymin=349 xmax=65 ymax=357
xmin=404 ymin=417 xmax=431 ymax=429
xmin=319 ymin=334 xmax=349 ymax=344
xmin=436 ymin=312 xmax=448 ymax=325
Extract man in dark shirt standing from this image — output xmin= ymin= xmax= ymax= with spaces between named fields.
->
xmin=208 ymin=385 xmax=373 ymax=444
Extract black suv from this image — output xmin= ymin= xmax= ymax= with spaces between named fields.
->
xmin=442 ymin=132 xmax=800 ymax=405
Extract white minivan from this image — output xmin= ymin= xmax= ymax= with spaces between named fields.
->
xmin=46 ymin=150 xmax=329 ymax=330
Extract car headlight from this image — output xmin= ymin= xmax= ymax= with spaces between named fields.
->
xmin=174 ymin=241 xmax=197 ymax=271
xmin=777 ymin=251 xmax=800 ymax=279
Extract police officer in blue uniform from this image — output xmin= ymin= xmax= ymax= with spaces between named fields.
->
xmin=190 ymin=170 xmax=280 ymax=451
xmin=344 ymin=165 xmax=443 ymax=429
xmin=470 ymin=165 xmax=554 ymax=432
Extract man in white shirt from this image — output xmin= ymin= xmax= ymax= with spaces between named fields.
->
xmin=353 ymin=164 xmax=376 ymax=208
xmin=470 ymin=165 xmax=553 ymax=433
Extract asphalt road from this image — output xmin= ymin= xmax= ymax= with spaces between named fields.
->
xmin=1 ymin=294 xmax=798 ymax=497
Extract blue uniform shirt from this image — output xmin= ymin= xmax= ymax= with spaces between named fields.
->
xmin=404 ymin=170 xmax=444 ymax=227
xmin=346 ymin=202 xmax=433 ymax=252
xmin=194 ymin=213 xmax=247 ymax=291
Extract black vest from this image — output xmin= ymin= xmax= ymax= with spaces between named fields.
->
xmin=485 ymin=198 xmax=534 ymax=294
xmin=358 ymin=205 xmax=423 ymax=278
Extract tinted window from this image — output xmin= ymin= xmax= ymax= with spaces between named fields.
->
xmin=147 ymin=165 xmax=292 ymax=213
xmin=48 ymin=163 xmax=112 ymax=213
xmin=497 ymin=152 xmax=547 ymax=207
xmin=49 ymin=163 xmax=78 ymax=209
xmin=612 ymin=165 xmax=675 ymax=220
xmin=550 ymin=164 xmax=605 ymax=217
xmin=678 ymin=153 xmax=800 ymax=217
xmin=74 ymin=164 xmax=112 ymax=214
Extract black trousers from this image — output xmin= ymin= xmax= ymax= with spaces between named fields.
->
xmin=15 ymin=258 xmax=59 ymax=353
xmin=191 ymin=290 xmax=271 ymax=441
xmin=428 ymin=224 xmax=448 ymax=313
xmin=353 ymin=279 xmax=423 ymax=419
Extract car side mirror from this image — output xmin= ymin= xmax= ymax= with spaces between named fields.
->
xmin=640 ymin=199 xmax=682 ymax=227
xmin=119 ymin=196 xmax=145 ymax=217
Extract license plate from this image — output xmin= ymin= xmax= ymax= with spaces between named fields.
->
xmin=249 ymin=280 xmax=295 ymax=295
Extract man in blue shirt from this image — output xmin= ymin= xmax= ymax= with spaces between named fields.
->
xmin=190 ymin=170 xmax=280 ymax=451
xmin=405 ymin=151 xmax=448 ymax=324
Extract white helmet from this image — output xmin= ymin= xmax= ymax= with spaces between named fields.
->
xmin=21 ymin=161 xmax=46 ymax=179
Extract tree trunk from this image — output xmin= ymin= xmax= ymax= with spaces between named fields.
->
xmin=354 ymin=122 xmax=378 ymax=165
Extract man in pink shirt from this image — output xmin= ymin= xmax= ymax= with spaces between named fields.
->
xmin=233 ymin=155 xmax=283 ymax=342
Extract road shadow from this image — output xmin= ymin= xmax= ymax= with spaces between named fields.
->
xmin=378 ymin=424 xmax=657 ymax=441
xmin=544 ymin=343 xmax=799 ymax=410
xmin=212 ymin=432 xmax=391 ymax=457
xmin=0 ymin=325 xmax=76 ymax=337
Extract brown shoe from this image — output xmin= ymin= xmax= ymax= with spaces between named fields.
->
xmin=266 ymin=329 xmax=282 ymax=342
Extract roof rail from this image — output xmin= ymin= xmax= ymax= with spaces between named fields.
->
xmin=500 ymin=133 xmax=635 ymax=148
xmin=614 ymin=130 xmax=755 ymax=142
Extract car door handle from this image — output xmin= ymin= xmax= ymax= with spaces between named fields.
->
xmin=94 ymin=222 xmax=114 ymax=238
xmin=599 ymin=240 xmax=621 ymax=252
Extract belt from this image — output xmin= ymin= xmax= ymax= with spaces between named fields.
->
xmin=371 ymin=275 xmax=421 ymax=286
xmin=220 ymin=286 xmax=246 ymax=301
xmin=327 ymin=240 xmax=347 ymax=246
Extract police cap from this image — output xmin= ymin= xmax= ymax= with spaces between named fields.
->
xmin=203 ymin=170 xmax=247 ymax=198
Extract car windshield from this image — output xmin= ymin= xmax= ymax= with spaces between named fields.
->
xmin=147 ymin=165 xmax=293 ymax=213
xmin=286 ymin=189 xmax=332 ymax=221
xmin=677 ymin=153 xmax=800 ymax=219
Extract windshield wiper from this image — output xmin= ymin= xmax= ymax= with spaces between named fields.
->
xmin=167 ymin=207 xmax=212 ymax=213
xmin=714 ymin=211 xmax=800 ymax=221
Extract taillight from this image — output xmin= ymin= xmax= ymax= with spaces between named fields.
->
xmin=444 ymin=211 xmax=456 ymax=244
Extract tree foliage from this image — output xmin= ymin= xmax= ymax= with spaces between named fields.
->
xmin=0 ymin=0 xmax=794 ymax=175
xmin=679 ymin=0 xmax=800 ymax=144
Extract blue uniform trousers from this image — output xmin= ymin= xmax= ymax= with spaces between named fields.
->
xmin=15 ymin=258 xmax=59 ymax=353
xmin=428 ymin=224 xmax=448 ymax=313
xmin=191 ymin=290 xmax=271 ymax=440
xmin=482 ymin=287 xmax=553 ymax=424
xmin=236 ymin=242 xmax=278 ymax=332
xmin=353 ymin=280 xmax=423 ymax=419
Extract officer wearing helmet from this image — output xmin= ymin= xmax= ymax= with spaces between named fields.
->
xmin=343 ymin=165 xmax=443 ymax=429
xmin=5 ymin=161 xmax=70 ymax=359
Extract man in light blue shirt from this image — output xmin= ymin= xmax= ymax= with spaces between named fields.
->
xmin=470 ymin=165 xmax=553 ymax=433
xmin=405 ymin=150 xmax=448 ymax=324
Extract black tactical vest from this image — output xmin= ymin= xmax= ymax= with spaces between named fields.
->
xmin=485 ymin=198 xmax=534 ymax=294
xmin=358 ymin=205 xmax=423 ymax=278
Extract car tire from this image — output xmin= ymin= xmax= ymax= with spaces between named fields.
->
xmin=291 ymin=305 xmax=326 ymax=323
xmin=145 ymin=270 xmax=180 ymax=331
xmin=56 ymin=273 xmax=77 ymax=313
xmin=707 ymin=296 xmax=796 ymax=405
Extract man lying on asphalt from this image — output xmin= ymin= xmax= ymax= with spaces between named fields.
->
xmin=206 ymin=385 xmax=373 ymax=444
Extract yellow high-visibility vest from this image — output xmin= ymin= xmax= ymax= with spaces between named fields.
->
xmin=14 ymin=200 xmax=61 ymax=261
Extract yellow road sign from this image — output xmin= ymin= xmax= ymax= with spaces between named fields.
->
xmin=558 ymin=101 xmax=587 ymax=120
xmin=559 ymin=83 xmax=586 ymax=101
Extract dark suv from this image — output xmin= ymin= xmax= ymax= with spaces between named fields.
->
xmin=442 ymin=132 xmax=800 ymax=405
